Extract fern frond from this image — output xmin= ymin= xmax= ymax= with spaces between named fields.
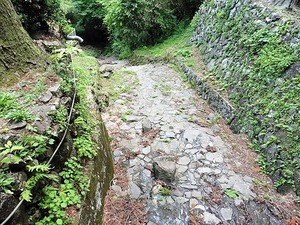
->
xmin=27 ymin=164 xmax=50 ymax=172
xmin=21 ymin=189 xmax=32 ymax=202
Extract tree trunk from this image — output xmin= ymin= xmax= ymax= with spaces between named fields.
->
xmin=0 ymin=0 xmax=45 ymax=86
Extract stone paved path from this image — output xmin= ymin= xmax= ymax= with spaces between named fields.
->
xmin=101 ymin=60 xmax=284 ymax=225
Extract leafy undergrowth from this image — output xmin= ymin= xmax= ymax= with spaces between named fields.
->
xmin=0 ymin=43 xmax=104 ymax=225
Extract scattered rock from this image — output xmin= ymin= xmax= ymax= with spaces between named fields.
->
xmin=49 ymin=83 xmax=60 ymax=94
xmin=103 ymin=72 xmax=111 ymax=79
xmin=142 ymin=146 xmax=151 ymax=155
xmin=142 ymin=119 xmax=152 ymax=133
xmin=9 ymin=121 xmax=27 ymax=130
xmin=183 ymin=129 xmax=200 ymax=143
xmin=220 ymin=207 xmax=233 ymax=221
xmin=205 ymin=152 xmax=223 ymax=163
xmin=130 ymin=183 xmax=142 ymax=199
xmin=177 ymin=156 xmax=191 ymax=165
xmin=203 ymin=212 xmax=221 ymax=225
xmin=153 ymin=160 xmax=176 ymax=183
xmin=39 ymin=91 xmax=53 ymax=103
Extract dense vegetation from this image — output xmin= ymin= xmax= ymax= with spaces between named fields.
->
xmin=3 ymin=0 xmax=300 ymax=223
xmin=12 ymin=0 xmax=200 ymax=55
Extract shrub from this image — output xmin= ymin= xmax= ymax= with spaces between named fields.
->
xmin=101 ymin=0 xmax=176 ymax=55
xmin=12 ymin=0 xmax=61 ymax=32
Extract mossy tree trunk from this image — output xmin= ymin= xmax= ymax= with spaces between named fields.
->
xmin=0 ymin=0 xmax=45 ymax=86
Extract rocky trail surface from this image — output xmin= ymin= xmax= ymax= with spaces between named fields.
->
xmin=100 ymin=58 xmax=300 ymax=225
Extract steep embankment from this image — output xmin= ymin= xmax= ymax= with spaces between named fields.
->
xmin=191 ymin=0 xmax=300 ymax=195
xmin=0 ymin=45 xmax=113 ymax=225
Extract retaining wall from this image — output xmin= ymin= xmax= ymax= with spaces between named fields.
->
xmin=191 ymin=0 xmax=300 ymax=194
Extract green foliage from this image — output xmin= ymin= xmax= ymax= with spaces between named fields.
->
xmin=68 ymin=0 xmax=106 ymax=35
xmin=0 ymin=92 xmax=32 ymax=122
xmin=5 ymin=108 xmax=32 ymax=122
xmin=101 ymin=0 xmax=176 ymax=55
xmin=50 ymin=106 xmax=68 ymax=130
xmin=0 ymin=173 xmax=14 ymax=194
xmin=159 ymin=187 xmax=172 ymax=196
xmin=134 ymin=22 xmax=193 ymax=60
xmin=37 ymin=184 xmax=80 ymax=225
xmin=21 ymin=172 xmax=58 ymax=202
xmin=0 ymin=140 xmax=24 ymax=156
xmin=74 ymin=134 xmax=97 ymax=159
xmin=21 ymin=134 xmax=51 ymax=159
xmin=12 ymin=0 xmax=61 ymax=32
xmin=193 ymin=0 xmax=300 ymax=192
xmin=27 ymin=164 xmax=50 ymax=173
xmin=224 ymin=189 xmax=239 ymax=199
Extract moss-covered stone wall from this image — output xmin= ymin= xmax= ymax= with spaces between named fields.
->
xmin=191 ymin=0 xmax=300 ymax=194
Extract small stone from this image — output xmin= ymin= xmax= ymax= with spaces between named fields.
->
xmin=142 ymin=146 xmax=151 ymax=155
xmin=142 ymin=119 xmax=152 ymax=133
xmin=175 ymin=197 xmax=189 ymax=204
xmin=166 ymin=196 xmax=174 ymax=204
xmin=111 ymin=185 xmax=122 ymax=193
xmin=153 ymin=160 xmax=176 ymax=182
xmin=172 ymin=189 xmax=184 ymax=197
xmin=194 ymin=204 xmax=205 ymax=211
xmin=9 ymin=121 xmax=27 ymax=130
xmin=178 ymin=156 xmax=191 ymax=165
xmin=181 ymin=184 xmax=198 ymax=190
xmin=203 ymin=212 xmax=221 ymax=225
xmin=166 ymin=131 xmax=175 ymax=138
xmin=234 ymin=198 xmax=243 ymax=206
xmin=186 ymin=143 xmax=193 ymax=149
xmin=116 ymin=99 xmax=125 ymax=104
xmin=196 ymin=153 xmax=205 ymax=160
xmin=197 ymin=167 xmax=212 ymax=174
xmin=130 ymin=183 xmax=141 ymax=199
xmin=147 ymin=221 xmax=157 ymax=225
xmin=39 ymin=91 xmax=52 ymax=103
xmin=220 ymin=207 xmax=233 ymax=221
xmin=176 ymin=165 xmax=188 ymax=173
xmin=191 ymin=191 xmax=202 ymax=198
xmin=49 ymin=83 xmax=60 ymax=93
xmin=144 ymin=156 xmax=152 ymax=163
xmin=183 ymin=129 xmax=200 ymax=143
xmin=49 ymin=97 xmax=60 ymax=106
xmin=103 ymin=71 xmax=111 ymax=78
xmin=190 ymin=198 xmax=199 ymax=208
xmin=126 ymin=116 xmax=141 ymax=122
xmin=205 ymin=152 xmax=223 ymax=163
xmin=186 ymin=149 xmax=198 ymax=154
xmin=185 ymin=192 xmax=192 ymax=198
xmin=60 ymin=97 xmax=71 ymax=105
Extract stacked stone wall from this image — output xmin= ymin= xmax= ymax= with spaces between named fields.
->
xmin=191 ymin=0 xmax=300 ymax=194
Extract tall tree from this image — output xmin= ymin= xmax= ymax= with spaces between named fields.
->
xmin=0 ymin=0 xmax=45 ymax=86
